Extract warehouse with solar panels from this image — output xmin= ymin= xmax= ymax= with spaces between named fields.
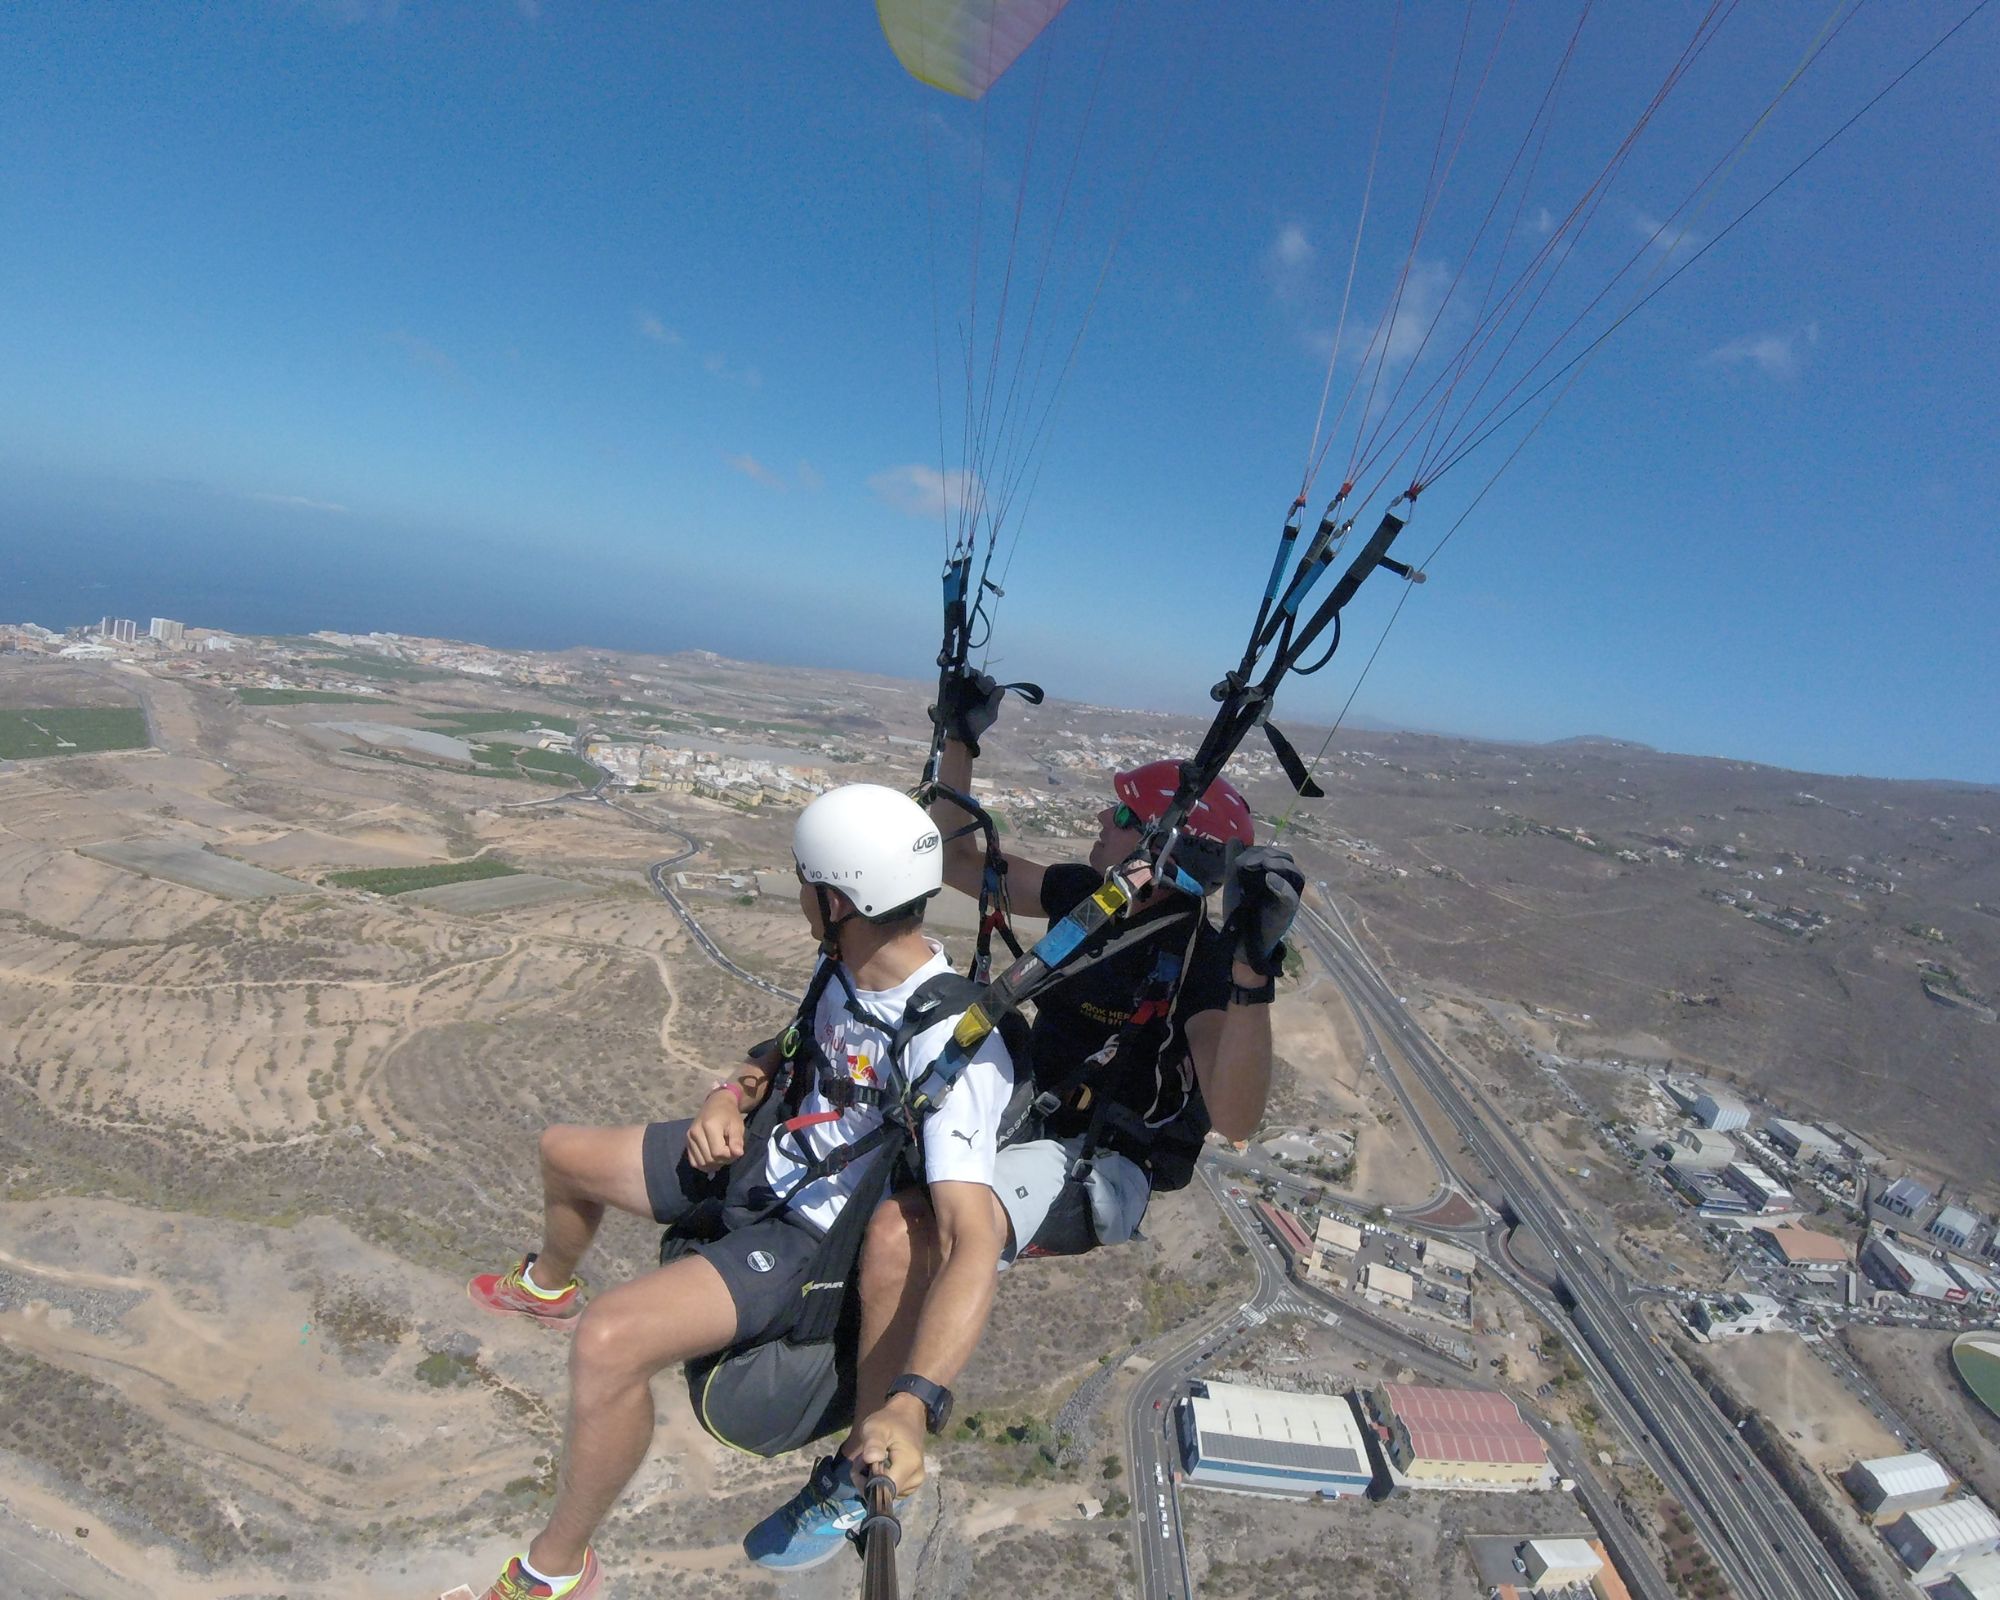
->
xmin=1174 ymin=1380 xmax=1377 ymax=1499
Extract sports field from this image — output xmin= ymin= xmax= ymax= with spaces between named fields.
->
xmin=1952 ymin=1334 xmax=2000 ymax=1421
xmin=0 ymin=706 xmax=149 ymax=759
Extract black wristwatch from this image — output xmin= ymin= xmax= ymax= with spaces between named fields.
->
xmin=1229 ymin=976 xmax=1276 ymax=1006
xmin=887 ymin=1373 xmax=954 ymax=1435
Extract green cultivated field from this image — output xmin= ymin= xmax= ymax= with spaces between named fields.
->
xmin=323 ymin=859 xmax=522 ymax=896
xmin=0 ymin=706 xmax=149 ymax=759
xmin=238 ymin=688 xmax=380 ymax=705
xmin=304 ymin=655 xmax=444 ymax=681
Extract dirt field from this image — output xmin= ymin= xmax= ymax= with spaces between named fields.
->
xmin=1844 ymin=1325 xmax=2000 ymax=1509
xmin=79 ymin=838 xmax=312 ymax=899
xmin=1700 ymin=1333 xmax=1900 ymax=1474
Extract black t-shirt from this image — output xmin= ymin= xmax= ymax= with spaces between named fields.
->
xmin=1028 ymin=863 xmax=1233 ymax=1143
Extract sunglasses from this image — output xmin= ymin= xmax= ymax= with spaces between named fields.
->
xmin=1112 ymin=803 xmax=1145 ymax=830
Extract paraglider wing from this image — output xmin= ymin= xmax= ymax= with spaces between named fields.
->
xmin=877 ymin=0 xmax=1072 ymax=100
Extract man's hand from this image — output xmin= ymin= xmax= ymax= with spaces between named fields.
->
xmin=844 ymin=1394 xmax=930 ymax=1495
xmin=685 ymin=1090 xmax=746 ymax=1173
xmin=1222 ymin=845 xmax=1304 ymax=976
xmin=929 ymin=665 xmax=1003 ymax=756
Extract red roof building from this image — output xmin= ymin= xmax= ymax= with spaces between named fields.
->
xmin=1374 ymin=1382 xmax=1551 ymax=1488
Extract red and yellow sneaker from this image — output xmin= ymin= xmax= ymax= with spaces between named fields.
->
xmin=467 ymin=1254 xmax=583 ymax=1325
xmin=477 ymin=1550 xmax=601 ymax=1600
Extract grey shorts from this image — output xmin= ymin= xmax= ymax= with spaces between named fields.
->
xmin=642 ymin=1119 xmax=822 ymax=1346
xmin=994 ymin=1138 xmax=1152 ymax=1265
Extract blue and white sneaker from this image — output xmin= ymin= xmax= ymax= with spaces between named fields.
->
xmin=742 ymin=1454 xmax=907 ymax=1571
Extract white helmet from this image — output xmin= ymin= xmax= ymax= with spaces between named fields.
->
xmin=793 ymin=784 xmax=943 ymax=922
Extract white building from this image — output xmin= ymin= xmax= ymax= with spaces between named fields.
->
xmin=1364 ymin=1263 xmax=1414 ymax=1304
xmin=1863 ymin=1233 xmax=1968 ymax=1303
xmin=1723 ymin=1162 xmax=1795 ymax=1214
xmin=148 ymin=617 xmax=186 ymax=643
xmin=1933 ymin=1206 xmax=1982 ymax=1251
xmin=1522 ymin=1538 xmax=1604 ymax=1591
xmin=1929 ymin=1552 xmax=2000 ymax=1600
xmin=1842 ymin=1452 xmax=1954 ymax=1517
xmin=1765 ymin=1118 xmax=1838 ymax=1161
xmin=1692 ymin=1292 xmax=1782 ymax=1339
xmin=1175 ymin=1381 xmax=1375 ymax=1499
xmin=1885 ymin=1500 xmax=2000 ymax=1578
xmin=1693 ymin=1091 xmax=1750 ymax=1131
xmin=1882 ymin=1176 xmax=1934 ymax=1217
xmin=1672 ymin=1128 xmax=1738 ymax=1168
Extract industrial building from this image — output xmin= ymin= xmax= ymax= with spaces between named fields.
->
xmin=1754 ymin=1224 xmax=1850 ymax=1270
xmin=1364 ymin=1263 xmax=1414 ymax=1305
xmin=1672 ymin=1128 xmax=1738 ymax=1168
xmin=1883 ymin=1176 xmax=1935 ymax=1217
xmin=1372 ymin=1382 xmax=1551 ymax=1490
xmin=1927 ymin=1552 xmax=2000 ymax=1600
xmin=1841 ymin=1452 xmax=1954 ymax=1518
xmin=1933 ymin=1206 xmax=1982 ymax=1251
xmin=1668 ymin=1165 xmax=1750 ymax=1214
xmin=1693 ymin=1091 xmax=1750 ymax=1131
xmin=1765 ymin=1117 xmax=1839 ymax=1161
xmin=1884 ymin=1500 xmax=2000 ymax=1579
xmin=1175 ymin=1380 xmax=1376 ymax=1499
xmin=1316 ymin=1216 xmax=1362 ymax=1257
xmin=1863 ymin=1233 xmax=1970 ymax=1303
xmin=1423 ymin=1238 xmax=1478 ymax=1277
xmin=1521 ymin=1538 xmax=1604 ymax=1591
xmin=1723 ymin=1162 xmax=1795 ymax=1214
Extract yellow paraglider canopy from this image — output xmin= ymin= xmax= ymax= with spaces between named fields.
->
xmin=876 ymin=0 xmax=1071 ymax=100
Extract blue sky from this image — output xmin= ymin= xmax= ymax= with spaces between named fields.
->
xmin=2 ymin=2 xmax=1995 ymax=783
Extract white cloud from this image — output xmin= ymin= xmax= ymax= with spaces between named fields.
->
xmin=1344 ymin=258 xmax=1464 ymax=368
xmin=703 ymin=352 xmax=762 ymax=389
xmin=725 ymin=453 xmax=782 ymax=487
xmin=381 ymin=328 xmax=459 ymax=379
xmin=635 ymin=310 xmax=681 ymax=346
xmin=1703 ymin=320 xmax=1818 ymax=382
xmin=245 ymin=491 xmax=349 ymax=514
xmin=1534 ymin=206 xmax=1555 ymax=236
xmin=796 ymin=460 xmax=825 ymax=492
xmin=1633 ymin=209 xmax=1703 ymax=257
xmin=1264 ymin=221 xmax=1316 ymax=301
xmin=868 ymin=464 xmax=982 ymax=519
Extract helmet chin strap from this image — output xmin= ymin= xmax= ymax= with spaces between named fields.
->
xmin=812 ymin=881 xmax=853 ymax=958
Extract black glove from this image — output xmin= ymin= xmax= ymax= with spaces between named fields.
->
xmin=930 ymin=665 xmax=1004 ymax=756
xmin=1222 ymin=845 xmax=1304 ymax=977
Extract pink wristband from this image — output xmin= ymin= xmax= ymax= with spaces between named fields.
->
xmin=708 ymin=1079 xmax=746 ymax=1107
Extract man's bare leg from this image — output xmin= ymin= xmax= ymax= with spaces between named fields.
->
xmin=530 ymin=1124 xmax=655 ymax=1289
xmin=527 ymin=1252 xmax=740 ymax=1576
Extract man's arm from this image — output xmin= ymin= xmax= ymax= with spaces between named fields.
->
xmin=930 ymin=735 xmax=1049 ymax=909
xmin=1182 ymin=964 xmax=1275 ymax=1143
xmin=685 ymin=1039 xmax=781 ymax=1172
xmin=844 ymin=1178 xmax=1007 ymax=1492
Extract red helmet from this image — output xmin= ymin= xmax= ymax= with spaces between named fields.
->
xmin=1113 ymin=760 xmax=1255 ymax=848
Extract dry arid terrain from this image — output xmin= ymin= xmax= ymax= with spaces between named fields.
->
xmin=2 ymin=639 xmax=1996 ymax=1599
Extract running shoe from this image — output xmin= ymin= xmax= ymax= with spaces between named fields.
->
xmin=466 ymin=1254 xmax=583 ymax=1325
xmin=742 ymin=1453 xmax=910 ymax=1571
xmin=476 ymin=1549 xmax=601 ymax=1600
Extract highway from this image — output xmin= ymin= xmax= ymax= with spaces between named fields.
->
xmin=1296 ymin=894 xmax=1857 ymax=1600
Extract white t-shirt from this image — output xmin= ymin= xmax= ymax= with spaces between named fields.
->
xmin=760 ymin=940 xmax=1016 ymax=1235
